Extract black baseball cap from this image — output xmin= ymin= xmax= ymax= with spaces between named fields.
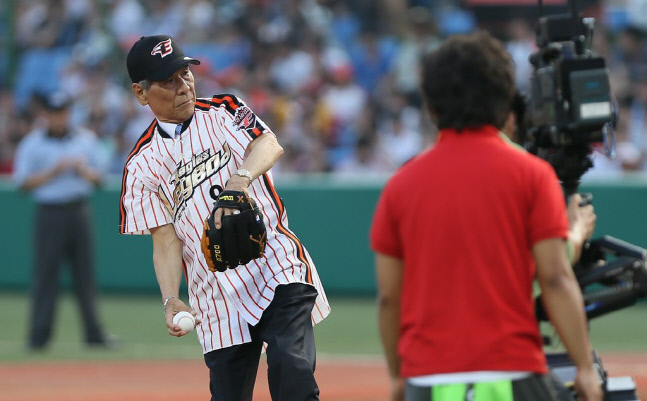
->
xmin=42 ymin=91 xmax=72 ymax=111
xmin=126 ymin=35 xmax=200 ymax=83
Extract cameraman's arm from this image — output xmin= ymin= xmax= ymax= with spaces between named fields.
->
xmin=566 ymin=194 xmax=596 ymax=264
xmin=534 ymin=238 xmax=602 ymax=401
xmin=376 ymin=253 xmax=405 ymax=401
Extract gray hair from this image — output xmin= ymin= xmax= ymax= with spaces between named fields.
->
xmin=138 ymin=79 xmax=151 ymax=91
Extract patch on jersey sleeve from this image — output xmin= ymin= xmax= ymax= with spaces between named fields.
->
xmin=233 ymin=106 xmax=256 ymax=131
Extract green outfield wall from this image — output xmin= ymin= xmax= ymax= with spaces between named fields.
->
xmin=2 ymin=175 xmax=646 ymax=295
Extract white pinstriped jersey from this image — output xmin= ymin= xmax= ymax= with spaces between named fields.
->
xmin=119 ymin=94 xmax=330 ymax=353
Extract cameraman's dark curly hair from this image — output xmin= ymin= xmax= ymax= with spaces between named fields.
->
xmin=421 ymin=30 xmax=516 ymax=131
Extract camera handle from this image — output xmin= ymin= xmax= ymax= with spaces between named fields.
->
xmin=536 ymin=236 xmax=647 ymax=322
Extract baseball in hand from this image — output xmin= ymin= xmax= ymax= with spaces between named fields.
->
xmin=173 ymin=311 xmax=195 ymax=333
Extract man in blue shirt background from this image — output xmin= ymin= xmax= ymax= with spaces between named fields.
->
xmin=13 ymin=91 xmax=114 ymax=351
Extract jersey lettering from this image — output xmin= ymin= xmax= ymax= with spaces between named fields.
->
xmin=170 ymin=146 xmax=231 ymax=219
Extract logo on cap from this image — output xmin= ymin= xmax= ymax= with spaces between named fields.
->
xmin=151 ymin=38 xmax=173 ymax=58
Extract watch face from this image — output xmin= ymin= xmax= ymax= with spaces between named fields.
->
xmin=236 ymin=169 xmax=253 ymax=181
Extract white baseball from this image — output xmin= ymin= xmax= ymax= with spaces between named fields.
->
xmin=173 ymin=311 xmax=195 ymax=333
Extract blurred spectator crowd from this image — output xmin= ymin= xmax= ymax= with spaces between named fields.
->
xmin=0 ymin=0 xmax=646 ymax=180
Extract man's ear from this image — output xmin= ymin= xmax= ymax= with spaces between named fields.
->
xmin=427 ymin=109 xmax=438 ymax=125
xmin=502 ymin=111 xmax=516 ymax=139
xmin=132 ymin=83 xmax=149 ymax=106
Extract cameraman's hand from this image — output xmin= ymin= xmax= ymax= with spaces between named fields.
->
xmin=568 ymin=193 xmax=596 ymax=241
xmin=567 ymin=194 xmax=597 ymax=264
xmin=574 ymin=366 xmax=603 ymax=401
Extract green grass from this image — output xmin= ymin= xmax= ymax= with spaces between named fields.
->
xmin=587 ymin=304 xmax=647 ymax=351
xmin=0 ymin=292 xmax=201 ymax=362
xmin=0 ymin=292 xmax=383 ymax=362
xmin=0 ymin=292 xmax=644 ymax=363
xmin=540 ymin=301 xmax=647 ymax=353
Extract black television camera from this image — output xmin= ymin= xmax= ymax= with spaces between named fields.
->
xmin=522 ymin=7 xmax=616 ymax=196
xmin=524 ymin=2 xmax=647 ymax=328
xmin=519 ymin=3 xmax=647 ymax=400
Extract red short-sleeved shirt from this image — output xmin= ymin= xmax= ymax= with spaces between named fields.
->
xmin=370 ymin=125 xmax=569 ymax=378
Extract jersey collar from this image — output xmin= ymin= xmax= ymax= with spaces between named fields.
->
xmin=156 ymin=114 xmax=194 ymax=139
xmin=439 ymin=125 xmax=500 ymax=137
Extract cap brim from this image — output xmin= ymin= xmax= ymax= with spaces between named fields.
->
xmin=44 ymin=104 xmax=70 ymax=111
xmin=146 ymin=57 xmax=201 ymax=82
xmin=43 ymin=93 xmax=72 ymax=110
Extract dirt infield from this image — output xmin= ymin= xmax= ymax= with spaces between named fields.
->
xmin=1 ymin=353 xmax=645 ymax=401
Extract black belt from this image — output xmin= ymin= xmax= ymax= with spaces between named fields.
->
xmin=38 ymin=199 xmax=88 ymax=208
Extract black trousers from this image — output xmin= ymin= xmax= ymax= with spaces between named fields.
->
xmin=28 ymin=201 xmax=105 ymax=348
xmin=203 ymin=283 xmax=319 ymax=401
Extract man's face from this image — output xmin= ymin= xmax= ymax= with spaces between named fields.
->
xmin=133 ymin=65 xmax=196 ymax=123
xmin=46 ymin=108 xmax=70 ymax=135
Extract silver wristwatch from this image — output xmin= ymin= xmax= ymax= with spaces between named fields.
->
xmin=234 ymin=168 xmax=254 ymax=183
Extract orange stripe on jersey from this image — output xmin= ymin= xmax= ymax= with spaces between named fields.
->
xmin=119 ymin=121 xmax=157 ymax=233
xmin=126 ymin=120 xmax=157 ymax=162
xmin=261 ymin=175 xmax=313 ymax=284
xmin=211 ymin=94 xmax=240 ymax=108
xmin=210 ymin=94 xmax=242 ymax=116
xmin=202 ymin=95 xmax=264 ymax=140
xmin=222 ymin=95 xmax=239 ymax=111
xmin=195 ymin=100 xmax=211 ymax=110
xmin=182 ymin=259 xmax=188 ymax=283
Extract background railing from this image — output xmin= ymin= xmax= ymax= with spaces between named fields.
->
xmin=3 ymin=174 xmax=647 ymax=295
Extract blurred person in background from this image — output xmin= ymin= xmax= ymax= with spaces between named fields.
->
xmin=505 ymin=18 xmax=536 ymax=94
xmin=377 ymin=111 xmax=425 ymax=168
xmin=334 ymin=134 xmax=394 ymax=177
xmin=390 ymin=6 xmax=441 ymax=106
xmin=624 ymin=74 xmax=647 ymax=162
xmin=0 ymin=90 xmax=29 ymax=173
xmin=370 ymin=31 xmax=601 ymax=401
xmin=12 ymin=91 xmax=113 ymax=351
xmin=317 ymin=61 xmax=368 ymax=167
xmin=4 ymin=0 xmax=644 ymax=180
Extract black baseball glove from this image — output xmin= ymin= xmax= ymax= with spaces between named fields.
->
xmin=200 ymin=190 xmax=267 ymax=272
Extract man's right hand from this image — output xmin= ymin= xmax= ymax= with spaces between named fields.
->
xmin=389 ymin=377 xmax=404 ymax=401
xmin=163 ymin=297 xmax=201 ymax=337
xmin=568 ymin=193 xmax=596 ymax=242
xmin=574 ymin=366 xmax=603 ymax=401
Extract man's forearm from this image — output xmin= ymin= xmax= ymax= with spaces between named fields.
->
xmin=375 ymin=253 xmax=404 ymax=379
xmin=77 ymin=164 xmax=103 ymax=186
xmin=224 ymin=134 xmax=283 ymax=193
xmin=535 ymin=238 xmax=594 ymax=370
xmin=566 ymin=234 xmax=584 ymax=265
xmin=20 ymin=168 xmax=61 ymax=191
xmin=151 ymin=225 xmax=185 ymax=301
xmin=379 ymin=298 xmax=401 ymax=378
xmin=154 ymin=258 xmax=183 ymax=301
xmin=540 ymin=273 xmax=593 ymax=369
xmin=239 ymin=133 xmax=283 ymax=180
